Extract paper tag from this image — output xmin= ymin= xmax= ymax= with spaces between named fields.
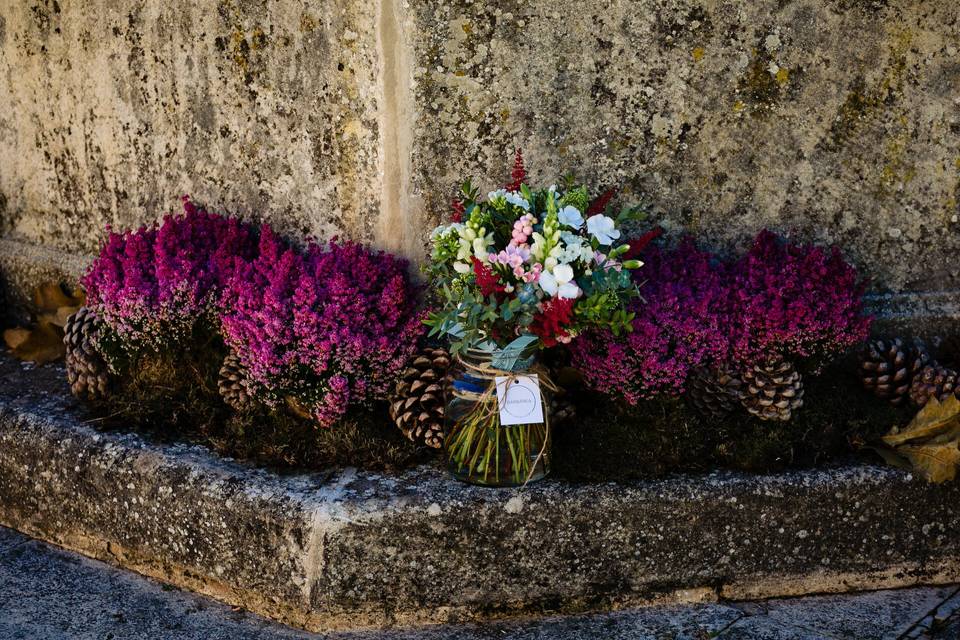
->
xmin=495 ymin=375 xmax=544 ymax=426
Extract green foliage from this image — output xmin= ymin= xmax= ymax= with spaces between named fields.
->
xmin=559 ymin=186 xmax=589 ymax=212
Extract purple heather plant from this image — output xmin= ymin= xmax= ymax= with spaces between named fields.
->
xmin=571 ymin=239 xmax=730 ymax=403
xmin=83 ymin=196 xmax=257 ymax=351
xmin=220 ymin=230 xmax=426 ymax=427
xmin=571 ymin=230 xmax=871 ymax=404
xmin=728 ymin=230 xmax=871 ymax=368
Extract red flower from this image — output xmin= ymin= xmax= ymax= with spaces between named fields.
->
xmin=586 ymin=188 xmax=616 ymax=216
xmin=451 ymin=199 xmax=465 ymax=223
xmin=507 ymin=148 xmax=526 ymax=191
xmin=529 ymin=297 xmax=575 ymax=347
xmin=472 ymin=257 xmax=506 ymax=297
xmin=623 ymin=227 xmax=664 ymax=261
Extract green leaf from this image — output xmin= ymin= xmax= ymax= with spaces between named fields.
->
xmin=492 ymin=335 xmax=539 ymax=371
xmin=616 ymin=204 xmax=647 ymax=224
xmin=520 ymin=184 xmax=533 ymax=202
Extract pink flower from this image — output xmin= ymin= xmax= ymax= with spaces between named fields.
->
xmin=85 ymin=196 xmax=426 ymax=428
xmin=221 ymin=237 xmax=425 ymax=426
xmin=83 ymin=196 xmax=257 ymax=350
xmin=571 ymin=232 xmax=871 ymax=403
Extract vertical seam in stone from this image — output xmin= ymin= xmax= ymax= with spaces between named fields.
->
xmin=375 ymin=0 xmax=417 ymax=260
xmin=300 ymin=469 xmax=357 ymax=607
xmin=302 ymin=505 xmax=328 ymax=607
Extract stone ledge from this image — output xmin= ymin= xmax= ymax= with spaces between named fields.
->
xmin=1 ymin=355 xmax=960 ymax=632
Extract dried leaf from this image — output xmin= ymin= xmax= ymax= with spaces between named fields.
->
xmin=897 ymin=442 xmax=960 ymax=483
xmin=40 ymin=305 xmax=81 ymax=328
xmin=877 ymin=395 xmax=960 ymax=483
xmin=882 ymin=395 xmax=960 ymax=447
xmin=3 ymin=328 xmax=31 ymax=351
xmin=867 ymin=445 xmax=913 ymax=472
xmin=32 ymin=282 xmax=84 ymax=314
xmin=284 ymin=396 xmax=315 ymax=421
xmin=8 ymin=320 xmax=66 ymax=364
xmin=927 ymin=421 xmax=960 ymax=446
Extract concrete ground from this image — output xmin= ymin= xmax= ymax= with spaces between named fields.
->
xmin=1 ymin=526 xmax=959 ymax=640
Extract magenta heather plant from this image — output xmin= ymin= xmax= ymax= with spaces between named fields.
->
xmin=571 ymin=231 xmax=871 ymax=403
xmin=220 ymin=231 xmax=426 ymax=427
xmin=86 ymin=196 xmax=426 ymax=427
xmin=83 ymin=196 xmax=257 ymax=350
xmin=571 ymin=239 xmax=731 ymax=403
xmin=728 ymin=230 xmax=871 ymax=368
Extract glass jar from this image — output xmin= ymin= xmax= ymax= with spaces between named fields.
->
xmin=445 ymin=348 xmax=551 ymax=487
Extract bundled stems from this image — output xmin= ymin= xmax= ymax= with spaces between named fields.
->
xmin=445 ymin=353 xmax=553 ymax=486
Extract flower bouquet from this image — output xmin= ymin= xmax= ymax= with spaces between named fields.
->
xmin=426 ymin=153 xmax=643 ymax=485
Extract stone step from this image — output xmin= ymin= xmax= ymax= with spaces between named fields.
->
xmin=2 ymin=353 xmax=960 ymax=633
xmin=2 ymin=525 xmax=960 ymax=640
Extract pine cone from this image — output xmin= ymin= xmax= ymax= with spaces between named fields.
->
xmin=740 ymin=359 xmax=804 ymax=422
xmin=389 ymin=347 xmax=451 ymax=448
xmin=909 ymin=364 xmax=959 ymax=408
xmin=218 ymin=351 xmax=253 ymax=411
xmin=549 ymin=394 xmax=577 ymax=426
xmin=687 ymin=366 xmax=744 ymax=419
xmin=860 ymin=338 xmax=930 ymax=406
xmin=63 ymin=307 xmax=110 ymax=400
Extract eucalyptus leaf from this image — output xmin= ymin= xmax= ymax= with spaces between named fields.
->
xmin=492 ymin=334 xmax=539 ymax=372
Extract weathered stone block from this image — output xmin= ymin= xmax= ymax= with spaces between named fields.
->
xmin=0 ymin=0 xmax=382 ymax=253
xmin=2 ymin=1 xmax=959 ymax=291
xmin=407 ymin=0 xmax=960 ymax=291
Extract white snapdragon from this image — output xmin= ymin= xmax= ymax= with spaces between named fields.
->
xmin=530 ymin=231 xmax=563 ymax=268
xmin=473 ymin=236 xmax=491 ymax=257
xmin=453 ymin=224 xmax=493 ymax=273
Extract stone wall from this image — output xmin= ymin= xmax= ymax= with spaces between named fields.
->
xmin=1 ymin=0 xmax=959 ymax=291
